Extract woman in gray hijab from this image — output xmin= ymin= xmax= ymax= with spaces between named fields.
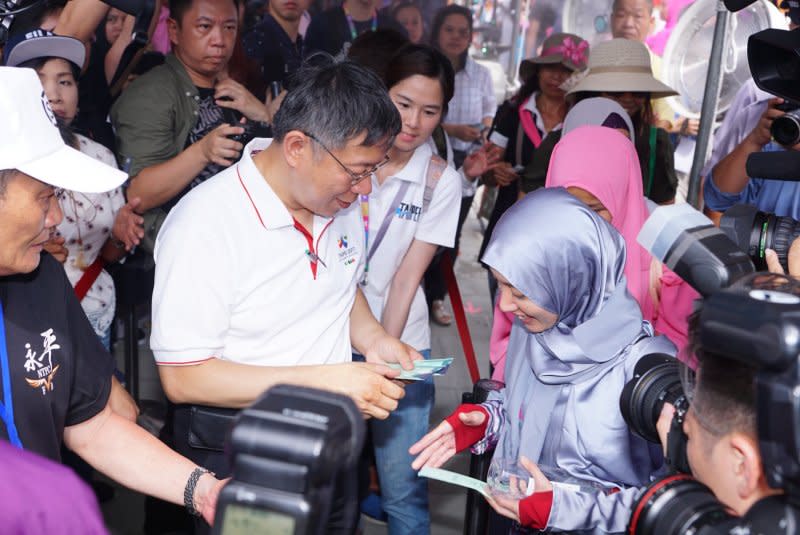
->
xmin=411 ymin=188 xmax=677 ymax=533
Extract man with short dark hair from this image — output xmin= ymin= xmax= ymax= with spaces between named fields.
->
xmin=242 ymin=0 xmax=310 ymax=92
xmin=151 ymin=57 xmax=414 ymax=530
xmin=657 ymin=311 xmax=783 ymax=520
xmin=112 ymin=0 xmax=271 ymax=215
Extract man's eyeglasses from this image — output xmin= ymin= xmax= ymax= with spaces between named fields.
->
xmin=305 ymin=132 xmax=389 ymax=186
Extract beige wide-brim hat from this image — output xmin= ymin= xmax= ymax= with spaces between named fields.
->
xmin=567 ymin=38 xmax=678 ymax=99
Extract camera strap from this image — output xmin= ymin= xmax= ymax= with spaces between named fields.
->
xmin=0 ymin=303 xmax=22 ymax=448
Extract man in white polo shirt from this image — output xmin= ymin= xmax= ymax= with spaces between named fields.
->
xmin=150 ymin=57 xmax=413 ymax=530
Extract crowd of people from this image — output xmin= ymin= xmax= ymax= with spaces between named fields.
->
xmin=0 ymin=0 xmax=798 ymax=533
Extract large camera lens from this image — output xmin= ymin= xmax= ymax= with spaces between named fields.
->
xmin=721 ymin=204 xmax=800 ymax=271
xmin=620 ymin=354 xmax=683 ymax=444
xmin=628 ymin=474 xmax=738 ymax=535
xmin=771 ymin=112 xmax=800 ymax=147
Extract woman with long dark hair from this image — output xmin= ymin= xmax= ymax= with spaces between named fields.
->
xmin=354 ymin=43 xmax=461 ymax=534
xmin=425 ymin=5 xmax=496 ymax=325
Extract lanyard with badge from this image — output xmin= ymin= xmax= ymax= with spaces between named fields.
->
xmin=0 ymin=303 xmax=23 ymax=448
xmin=344 ymin=7 xmax=378 ymax=41
xmin=359 ymin=182 xmax=411 ymax=286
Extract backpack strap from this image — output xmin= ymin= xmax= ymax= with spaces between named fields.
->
xmin=646 ymin=126 xmax=657 ymax=196
xmin=423 ymin=154 xmax=448 ymax=215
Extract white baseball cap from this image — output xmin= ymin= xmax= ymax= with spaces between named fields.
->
xmin=0 ymin=67 xmax=127 ymax=193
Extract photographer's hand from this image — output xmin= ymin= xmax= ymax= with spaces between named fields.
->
xmin=198 ymin=124 xmax=245 ymax=167
xmin=748 ymin=98 xmax=786 ymax=148
xmin=656 ymin=402 xmax=676 ymax=454
xmin=711 ymin=98 xmax=785 ymax=196
xmin=265 ymin=89 xmax=287 ymax=125
xmin=215 ymin=79 xmax=270 ymax=123
xmin=766 ymin=237 xmax=800 ymax=277
xmin=111 ymin=197 xmax=145 ymax=251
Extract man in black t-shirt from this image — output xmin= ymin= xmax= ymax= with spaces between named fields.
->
xmin=305 ymin=0 xmax=405 ymax=56
xmin=0 ymin=66 xmax=225 ymax=526
xmin=243 ymin=0 xmax=310 ymax=92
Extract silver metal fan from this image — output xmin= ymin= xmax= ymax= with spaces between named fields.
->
xmin=662 ymin=0 xmax=786 ymax=119
xmin=562 ymin=0 xmax=616 ymax=45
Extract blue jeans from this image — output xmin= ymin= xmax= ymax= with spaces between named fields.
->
xmin=354 ymin=350 xmax=433 ymax=535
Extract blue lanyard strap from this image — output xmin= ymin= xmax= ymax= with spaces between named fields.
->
xmin=0 ymin=303 xmax=22 ymax=448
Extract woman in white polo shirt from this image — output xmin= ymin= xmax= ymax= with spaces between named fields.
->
xmin=354 ymin=44 xmax=461 ymax=534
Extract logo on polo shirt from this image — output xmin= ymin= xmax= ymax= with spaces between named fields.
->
xmin=22 ymin=328 xmax=61 ymax=396
xmin=337 ymin=234 xmax=358 ymax=267
xmin=396 ymin=202 xmax=422 ymax=222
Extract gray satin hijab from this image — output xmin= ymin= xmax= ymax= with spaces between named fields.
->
xmin=482 ymin=188 xmax=669 ymax=488
xmin=562 ymin=97 xmax=635 ymax=140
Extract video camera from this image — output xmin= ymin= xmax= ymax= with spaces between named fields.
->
xmin=618 ymin=2 xmax=800 ymax=519
xmin=211 ymin=385 xmax=365 ymax=535
xmin=618 ymin=200 xmax=800 ymax=533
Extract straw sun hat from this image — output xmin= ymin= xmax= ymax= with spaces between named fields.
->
xmin=567 ymin=38 xmax=677 ymax=98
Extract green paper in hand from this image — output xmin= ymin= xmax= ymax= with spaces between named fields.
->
xmin=418 ymin=466 xmax=490 ymax=499
xmin=387 ymin=357 xmax=454 ymax=381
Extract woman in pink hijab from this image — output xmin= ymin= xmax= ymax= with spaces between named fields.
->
xmin=545 ymin=125 xmax=696 ymax=347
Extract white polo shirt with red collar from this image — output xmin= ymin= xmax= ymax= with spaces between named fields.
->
xmin=151 ymin=138 xmax=365 ymax=367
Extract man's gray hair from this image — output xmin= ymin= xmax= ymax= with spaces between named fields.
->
xmin=272 ymin=54 xmax=402 ymax=151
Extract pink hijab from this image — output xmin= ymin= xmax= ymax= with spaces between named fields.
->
xmin=545 ymin=125 xmax=655 ymax=322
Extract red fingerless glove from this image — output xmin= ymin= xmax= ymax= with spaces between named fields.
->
xmin=444 ymin=403 xmax=489 ymax=452
xmin=518 ymin=490 xmax=554 ymax=530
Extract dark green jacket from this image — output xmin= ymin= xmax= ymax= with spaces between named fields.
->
xmin=111 ymin=54 xmax=200 ymax=177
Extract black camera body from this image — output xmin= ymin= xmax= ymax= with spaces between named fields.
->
xmin=627 ymin=196 xmax=800 ymax=532
xmin=211 ymin=385 xmax=365 ymax=535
